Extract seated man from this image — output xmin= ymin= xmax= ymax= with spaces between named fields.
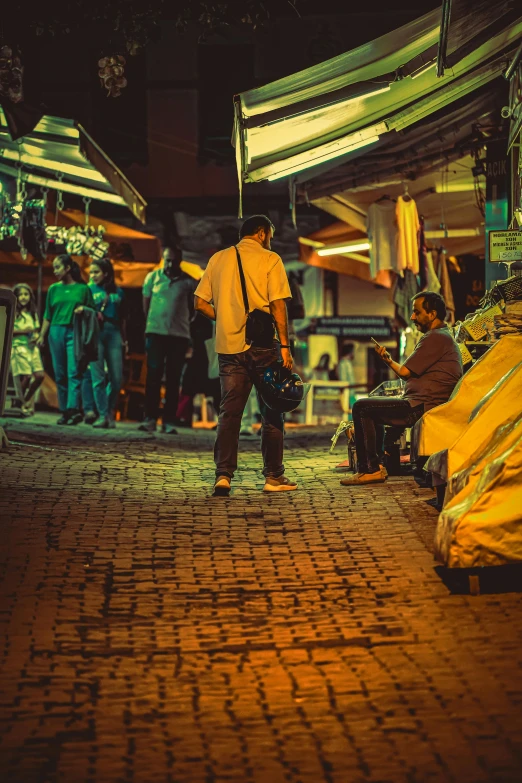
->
xmin=341 ymin=291 xmax=463 ymax=487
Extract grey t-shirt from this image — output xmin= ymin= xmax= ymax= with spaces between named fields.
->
xmin=143 ymin=269 xmax=195 ymax=339
xmin=404 ymin=326 xmax=463 ymax=411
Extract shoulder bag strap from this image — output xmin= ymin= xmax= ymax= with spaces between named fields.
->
xmin=234 ymin=246 xmax=250 ymax=315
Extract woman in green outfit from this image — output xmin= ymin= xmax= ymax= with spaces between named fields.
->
xmin=37 ymin=254 xmax=95 ymax=425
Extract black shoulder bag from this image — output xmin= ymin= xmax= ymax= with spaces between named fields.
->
xmin=235 ymin=246 xmax=275 ymax=349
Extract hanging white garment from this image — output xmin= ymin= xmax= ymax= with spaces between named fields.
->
xmin=367 ymin=200 xmax=397 ymax=278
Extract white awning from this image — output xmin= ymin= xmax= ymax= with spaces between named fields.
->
xmin=234 ymin=9 xmax=522 ymax=186
xmin=0 ymin=111 xmax=147 ymax=222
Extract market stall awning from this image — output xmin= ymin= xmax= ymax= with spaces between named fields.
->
xmin=0 ymin=109 xmax=147 ymax=222
xmin=233 ymin=7 xmax=522 ymax=186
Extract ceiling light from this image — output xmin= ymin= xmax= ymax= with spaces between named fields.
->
xmin=266 ymin=135 xmax=380 ymax=182
xmin=425 ymin=228 xmax=482 ymax=238
xmin=317 ymin=241 xmax=371 ymax=256
xmin=0 ymin=161 xmax=126 ymax=205
xmin=434 ymin=183 xmax=479 ymax=193
xmin=411 ymin=62 xmax=436 ymax=79
xmin=0 ymin=147 xmax=106 ymax=183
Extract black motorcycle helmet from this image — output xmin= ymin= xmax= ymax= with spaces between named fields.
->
xmin=259 ymin=363 xmax=307 ymax=413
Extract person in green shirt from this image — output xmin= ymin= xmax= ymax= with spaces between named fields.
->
xmin=37 ymin=254 xmax=95 ymax=425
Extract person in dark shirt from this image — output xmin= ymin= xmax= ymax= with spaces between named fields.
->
xmin=341 ymin=291 xmax=462 ymax=486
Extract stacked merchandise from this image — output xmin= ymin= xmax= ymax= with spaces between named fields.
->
xmin=449 ymin=275 xmax=522 ymax=366
xmin=492 ymin=300 xmax=522 ymax=337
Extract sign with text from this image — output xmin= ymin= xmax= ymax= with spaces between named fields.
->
xmin=489 ymin=230 xmax=522 ymax=262
xmin=312 ymin=316 xmax=393 ymax=339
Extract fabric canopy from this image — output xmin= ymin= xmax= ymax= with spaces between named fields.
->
xmin=234 ymin=8 xmax=522 ymax=186
xmin=0 ymin=209 xmax=161 ymax=288
xmin=0 ymin=110 xmax=147 ymax=222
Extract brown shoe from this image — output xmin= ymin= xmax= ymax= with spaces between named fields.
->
xmin=263 ymin=475 xmax=298 ymax=492
xmin=340 ymin=470 xmax=386 ymax=486
xmin=213 ymin=476 xmax=231 ymax=497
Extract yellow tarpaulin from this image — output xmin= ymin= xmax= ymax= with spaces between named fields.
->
xmin=413 ymin=335 xmax=522 ymax=458
xmin=435 ymin=427 xmax=522 ymax=568
xmin=427 ymin=362 xmax=522 ymax=483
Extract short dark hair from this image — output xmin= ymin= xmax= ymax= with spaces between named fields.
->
xmin=341 ymin=342 xmax=354 ymax=357
xmin=163 ymin=246 xmax=182 ymax=261
xmin=412 ymin=291 xmax=446 ymax=320
xmin=239 ymin=215 xmax=275 ymax=240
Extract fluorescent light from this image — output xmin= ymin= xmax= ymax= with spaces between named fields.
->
xmin=0 ymin=161 xmax=126 ymax=205
xmin=318 ymin=241 xmax=371 ymax=256
xmin=266 ymin=135 xmax=380 ymax=181
xmin=434 ymin=183 xmax=479 ymax=193
xmin=0 ymin=147 xmax=106 ymax=183
xmin=411 ymin=62 xmax=436 ymax=79
xmin=425 ymin=228 xmax=482 ymax=238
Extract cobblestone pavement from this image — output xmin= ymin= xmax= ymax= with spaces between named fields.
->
xmin=1 ymin=414 xmax=522 ymax=783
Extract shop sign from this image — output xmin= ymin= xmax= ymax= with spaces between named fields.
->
xmin=488 ymin=229 xmax=522 ymax=262
xmin=312 ymin=315 xmax=393 ymax=339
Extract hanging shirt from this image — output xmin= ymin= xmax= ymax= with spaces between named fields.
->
xmin=367 ymin=200 xmax=397 ymax=277
xmin=396 ymin=196 xmax=420 ymax=275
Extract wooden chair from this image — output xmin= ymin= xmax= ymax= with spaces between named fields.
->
xmin=118 ymin=353 xmax=166 ymax=422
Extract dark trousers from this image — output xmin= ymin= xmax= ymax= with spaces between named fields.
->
xmin=215 ymin=346 xmax=284 ymax=480
xmin=352 ymin=396 xmax=425 ymax=474
xmin=145 ymin=334 xmax=189 ymax=423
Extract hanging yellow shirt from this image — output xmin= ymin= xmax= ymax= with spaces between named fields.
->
xmin=396 ymin=196 xmax=420 ymax=274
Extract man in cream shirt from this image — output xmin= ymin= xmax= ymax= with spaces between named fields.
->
xmin=195 ymin=215 xmax=296 ymax=496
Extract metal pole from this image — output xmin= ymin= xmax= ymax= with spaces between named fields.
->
xmin=37 ymin=261 xmax=43 ymax=319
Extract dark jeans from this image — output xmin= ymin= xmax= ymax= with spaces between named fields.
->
xmin=215 ymin=346 xmax=284 ymax=480
xmin=352 ymin=396 xmax=425 ymax=474
xmin=48 ymin=324 xmax=82 ymax=412
xmin=145 ymin=334 xmax=189 ymax=423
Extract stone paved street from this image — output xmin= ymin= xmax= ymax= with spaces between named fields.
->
xmin=1 ymin=414 xmax=522 ymax=783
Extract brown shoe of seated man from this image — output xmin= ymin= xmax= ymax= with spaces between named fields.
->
xmin=340 ymin=468 xmax=387 ymax=486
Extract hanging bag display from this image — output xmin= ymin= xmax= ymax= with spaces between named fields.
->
xmin=235 ymin=246 xmax=275 ymax=348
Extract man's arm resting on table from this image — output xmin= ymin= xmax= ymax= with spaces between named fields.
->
xmin=194 ymin=295 xmax=216 ymax=321
xmin=269 ymin=298 xmax=292 ymax=370
xmin=374 ymin=345 xmax=412 ymax=379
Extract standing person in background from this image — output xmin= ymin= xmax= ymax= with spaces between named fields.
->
xmin=337 ymin=342 xmax=357 ymax=412
xmin=37 ymin=255 xmax=95 ymax=425
xmin=194 ymin=214 xmax=296 ymax=496
xmin=84 ymin=257 xmax=126 ymax=429
xmin=10 ymin=283 xmax=45 ymax=416
xmin=337 ymin=343 xmax=356 ymax=386
xmin=312 ymin=353 xmax=336 ymax=381
xmin=139 ymin=246 xmax=196 ymax=434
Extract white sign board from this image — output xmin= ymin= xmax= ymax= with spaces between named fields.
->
xmin=489 ymin=230 xmax=522 ymax=262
